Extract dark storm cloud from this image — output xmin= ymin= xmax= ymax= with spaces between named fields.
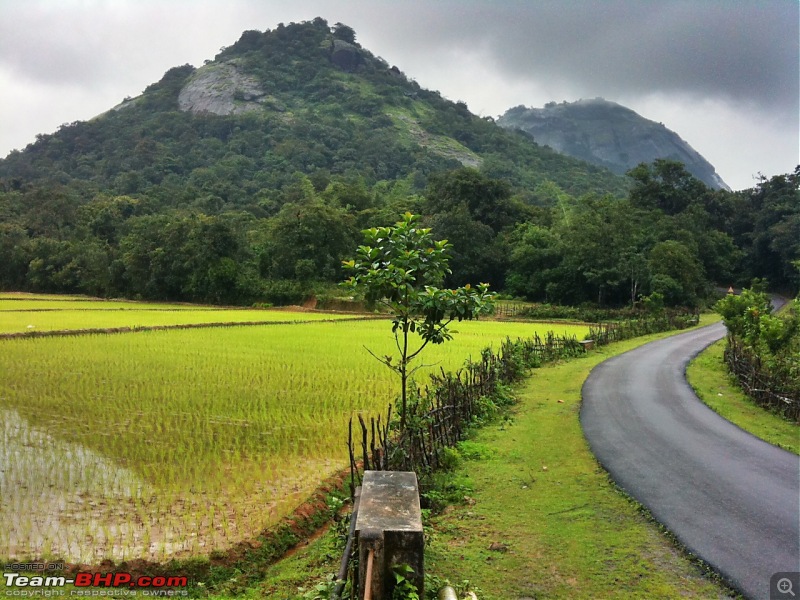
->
xmin=2 ymin=0 xmax=794 ymax=111
xmin=350 ymin=0 xmax=798 ymax=115
xmin=0 ymin=0 xmax=796 ymax=188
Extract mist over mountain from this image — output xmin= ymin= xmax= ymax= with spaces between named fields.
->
xmin=498 ymin=98 xmax=730 ymax=191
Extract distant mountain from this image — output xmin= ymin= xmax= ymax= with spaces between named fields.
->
xmin=0 ymin=20 xmax=792 ymax=307
xmin=497 ymin=98 xmax=730 ymax=191
xmin=0 ymin=19 xmax=634 ymax=304
xmin=0 ymin=20 xmax=627 ymax=203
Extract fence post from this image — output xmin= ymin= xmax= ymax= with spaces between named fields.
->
xmin=355 ymin=471 xmax=424 ymax=599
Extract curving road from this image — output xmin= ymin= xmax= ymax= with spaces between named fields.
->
xmin=581 ymin=322 xmax=800 ymax=599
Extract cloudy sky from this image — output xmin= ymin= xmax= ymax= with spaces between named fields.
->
xmin=0 ymin=0 xmax=797 ymax=191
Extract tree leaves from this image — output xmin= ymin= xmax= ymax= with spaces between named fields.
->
xmin=341 ymin=212 xmax=495 ymax=428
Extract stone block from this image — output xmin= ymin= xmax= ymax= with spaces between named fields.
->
xmin=355 ymin=471 xmax=424 ymax=599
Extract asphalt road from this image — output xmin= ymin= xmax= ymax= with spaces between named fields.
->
xmin=581 ymin=322 xmax=800 ymax=599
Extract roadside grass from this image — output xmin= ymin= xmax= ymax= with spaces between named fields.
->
xmin=421 ymin=323 xmax=735 ymax=600
xmin=686 ymin=340 xmax=799 ymax=455
xmin=248 ymin=315 xmax=739 ymax=599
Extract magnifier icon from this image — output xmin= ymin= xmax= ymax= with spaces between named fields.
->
xmin=778 ymin=577 xmax=796 ymax=597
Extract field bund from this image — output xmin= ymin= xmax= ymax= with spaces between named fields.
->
xmin=0 ymin=293 xmax=589 ymax=563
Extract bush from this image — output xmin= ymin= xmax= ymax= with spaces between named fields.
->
xmin=716 ymin=289 xmax=799 ymax=421
xmin=261 ymin=279 xmax=309 ymax=305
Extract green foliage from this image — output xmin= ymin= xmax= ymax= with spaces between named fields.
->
xmin=260 ymin=279 xmax=309 ymax=305
xmin=648 ymin=240 xmax=706 ymax=306
xmin=425 ymin=167 xmax=519 ymax=233
xmin=332 ymin=22 xmax=357 ymax=44
xmin=300 ymin=574 xmax=346 ymax=599
xmin=715 ymin=288 xmax=770 ymax=335
xmin=745 ymin=168 xmax=800 ymax=291
xmin=716 ymin=288 xmax=799 ymax=356
xmin=502 ymin=160 xmax=793 ymax=308
xmin=342 ymin=213 xmax=495 ymax=428
xmin=716 ymin=289 xmax=800 ymax=419
xmin=259 ymin=200 xmax=358 ymax=282
xmin=423 ymin=168 xmax=521 ymax=288
xmin=0 ymin=16 xmax=794 ymax=310
xmin=456 ymin=440 xmax=495 ymax=461
xmin=436 ymin=446 xmax=462 ymax=472
xmin=628 ymin=159 xmax=710 ymax=215
xmin=392 ymin=564 xmax=420 ymax=600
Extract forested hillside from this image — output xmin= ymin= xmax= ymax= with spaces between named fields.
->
xmin=0 ymin=19 xmax=797 ymax=306
xmin=502 ymin=161 xmax=799 ymax=306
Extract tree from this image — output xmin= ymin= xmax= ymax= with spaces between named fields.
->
xmin=332 ymin=22 xmax=357 ymax=45
xmin=715 ymin=287 xmax=772 ymax=340
xmin=425 ymin=206 xmax=507 ymax=289
xmin=425 ymin=167 xmax=520 ymax=233
xmin=649 ymin=240 xmax=705 ymax=306
xmin=504 ymin=222 xmax=562 ymax=301
xmin=260 ymin=201 xmax=357 ymax=282
xmin=554 ymin=194 xmax=642 ymax=305
xmin=342 ymin=213 xmax=495 ymax=430
xmin=747 ymin=168 xmax=800 ymax=291
xmin=628 ymin=159 xmax=711 ymax=215
xmin=714 ymin=286 xmax=800 ymax=356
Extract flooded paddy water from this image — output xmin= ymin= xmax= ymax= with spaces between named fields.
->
xmin=1 ymin=409 xmax=337 ymax=563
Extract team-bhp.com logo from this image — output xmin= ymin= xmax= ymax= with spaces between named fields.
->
xmin=3 ymin=565 xmax=188 ymax=597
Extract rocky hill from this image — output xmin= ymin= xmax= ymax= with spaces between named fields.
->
xmin=0 ymin=20 xmax=627 ymax=202
xmin=498 ymin=98 xmax=730 ymax=190
xmin=7 ymin=19 xmax=787 ymax=308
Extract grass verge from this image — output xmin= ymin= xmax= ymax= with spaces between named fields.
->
xmin=421 ymin=324 xmax=737 ymax=600
xmin=244 ymin=316 xmax=742 ymax=599
xmin=686 ymin=339 xmax=799 ymax=455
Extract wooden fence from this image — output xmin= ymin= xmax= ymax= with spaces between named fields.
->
xmin=724 ymin=336 xmax=800 ymax=422
xmin=587 ymin=310 xmax=699 ymax=346
xmin=348 ymin=312 xmax=699 ymax=495
xmin=494 ymin=303 xmax=528 ymax=318
xmin=348 ymin=332 xmax=584 ymax=497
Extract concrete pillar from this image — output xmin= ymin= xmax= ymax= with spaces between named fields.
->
xmin=355 ymin=471 xmax=424 ymax=599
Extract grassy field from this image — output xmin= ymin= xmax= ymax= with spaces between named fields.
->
xmin=0 ymin=295 xmax=588 ymax=564
xmin=687 ymin=340 xmax=799 ymax=454
xmin=255 ymin=317 xmax=736 ymax=599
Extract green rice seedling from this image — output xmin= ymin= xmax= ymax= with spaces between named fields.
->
xmin=0 ymin=307 xmax=363 ymax=333
xmin=0 ymin=292 xmax=221 ymax=310
xmin=0 ymin=313 xmax=588 ymax=563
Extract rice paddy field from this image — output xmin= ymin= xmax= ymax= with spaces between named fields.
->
xmin=0 ymin=292 xmax=361 ymax=333
xmin=0 ymin=293 xmax=589 ymax=564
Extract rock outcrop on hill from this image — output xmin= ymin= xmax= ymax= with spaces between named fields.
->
xmin=178 ymin=61 xmax=268 ymax=116
xmin=498 ymin=98 xmax=730 ymax=190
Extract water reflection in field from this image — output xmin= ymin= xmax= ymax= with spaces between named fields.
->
xmin=1 ymin=409 xmax=336 ymax=563
xmin=1 ymin=409 xmax=146 ymax=562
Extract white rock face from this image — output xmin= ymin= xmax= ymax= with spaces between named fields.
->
xmin=178 ymin=61 xmax=267 ymax=116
